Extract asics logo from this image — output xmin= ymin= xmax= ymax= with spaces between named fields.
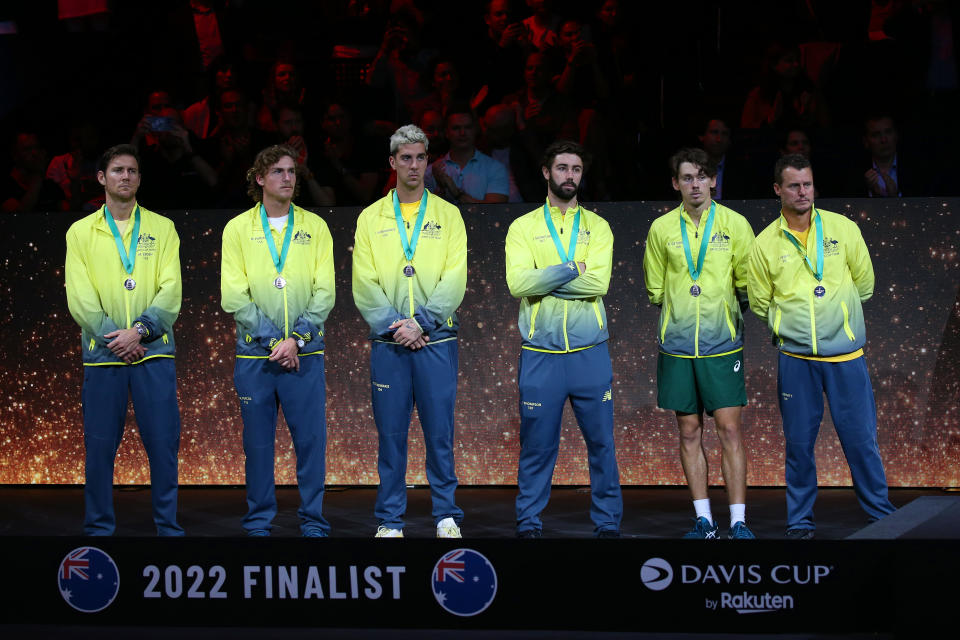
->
xmin=733 ymin=360 xmax=741 ymax=372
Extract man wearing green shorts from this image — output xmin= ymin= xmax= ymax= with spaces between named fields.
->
xmin=643 ymin=148 xmax=756 ymax=539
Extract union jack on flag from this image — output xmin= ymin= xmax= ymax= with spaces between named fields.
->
xmin=61 ymin=548 xmax=91 ymax=580
xmin=435 ymin=549 xmax=466 ymax=583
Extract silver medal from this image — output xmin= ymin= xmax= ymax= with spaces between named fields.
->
xmin=274 ymin=276 xmax=286 ymax=289
xmin=123 ymin=278 xmax=136 ymax=291
xmin=689 ymin=284 xmax=701 ymax=297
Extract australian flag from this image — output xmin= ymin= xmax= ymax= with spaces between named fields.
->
xmin=58 ymin=546 xmax=120 ymax=613
xmin=431 ymin=548 xmax=498 ymax=617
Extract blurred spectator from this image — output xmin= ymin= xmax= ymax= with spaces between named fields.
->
xmin=479 ymin=103 xmax=540 ymax=203
xmin=780 ymin=127 xmax=812 ymax=158
xmin=425 ymin=104 xmax=509 ymax=204
xmin=420 ymin=109 xmax=448 ymax=159
xmin=365 ymin=8 xmax=434 ymax=124
xmin=46 ymin=122 xmax=103 ymax=211
xmin=698 ymin=118 xmax=751 ymax=200
xmin=522 ymin=0 xmax=559 ymax=51
xmin=183 ymin=57 xmax=242 ymax=139
xmin=470 ymin=0 xmax=528 ymax=110
xmin=504 ymin=51 xmax=578 ymax=166
xmin=852 ymin=112 xmax=934 ymax=198
xmin=555 ymin=18 xmax=608 ymax=103
xmin=314 ymin=102 xmax=381 ymax=206
xmin=256 ymin=59 xmax=306 ymax=133
xmin=1 ymin=132 xmax=68 ymax=212
xmin=409 ymin=58 xmax=465 ymax=124
xmin=741 ymin=43 xmax=830 ymax=130
xmin=206 ymin=88 xmax=259 ymax=206
xmin=132 ymin=104 xmax=218 ymax=209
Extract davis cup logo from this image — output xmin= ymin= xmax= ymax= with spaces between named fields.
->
xmin=58 ymin=546 xmax=120 ymax=612
xmin=641 ymin=557 xmax=674 ymax=591
xmin=431 ymin=548 xmax=497 ymax=616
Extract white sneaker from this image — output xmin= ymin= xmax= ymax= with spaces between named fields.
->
xmin=375 ymin=526 xmax=403 ymax=538
xmin=436 ymin=517 xmax=461 ymax=538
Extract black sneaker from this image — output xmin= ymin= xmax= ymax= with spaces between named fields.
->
xmin=517 ymin=528 xmax=542 ymax=539
xmin=595 ymin=530 xmax=621 ymax=539
xmin=785 ymin=528 xmax=815 ymax=540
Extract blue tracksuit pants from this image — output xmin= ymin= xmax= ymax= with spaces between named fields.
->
xmin=778 ymin=353 xmax=896 ymax=530
xmin=82 ymin=357 xmax=183 ymax=536
xmin=515 ymin=342 xmax=623 ymax=534
xmin=235 ymin=354 xmax=329 ymax=536
xmin=371 ymin=340 xmax=463 ymax=530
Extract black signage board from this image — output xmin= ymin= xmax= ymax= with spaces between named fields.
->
xmin=7 ymin=537 xmax=955 ymax=634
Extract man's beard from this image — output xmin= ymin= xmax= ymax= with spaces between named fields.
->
xmin=548 ymin=176 xmax=578 ymax=201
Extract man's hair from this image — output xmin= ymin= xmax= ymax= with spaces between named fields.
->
xmin=668 ymin=147 xmax=716 ymax=179
xmin=97 ymin=144 xmax=140 ymax=175
xmin=444 ymin=101 xmax=476 ymax=125
xmin=246 ymin=144 xmax=301 ymax=202
xmin=862 ymin=111 xmax=896 ymax=134
xmin=389 ymin=124 xmax=429 ymax=155
xmin=774 ymin=153 xmax=812 ymax=184
xmin=541 ymin=140 xmax=590 ymax=173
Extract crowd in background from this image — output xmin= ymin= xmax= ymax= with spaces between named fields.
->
xmin=2 ymin=0 xmax=959 ymax=213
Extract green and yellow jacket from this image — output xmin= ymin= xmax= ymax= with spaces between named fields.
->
xmin=748 ymin=207 xmax=872 ymax=359
xmin=221 ymin=204 xmax=335 ymax=357
xmin=352 ymin=190 xmax=466 ymax=343
xmin=65 ymin=204 xmax=181 ymax=365
xmin=643 ymin=202 xmax=755 ymax=357
xmin=505 ymin=200 xmax=612 ymax=353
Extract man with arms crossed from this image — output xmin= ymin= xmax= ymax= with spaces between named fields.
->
xmin=506 ymin=140 xmax=622 ymax=538
xmin=352 ymin=125 xmax=467 ymax=538
xmin=643 ymin=148 xmax=756 ymax=539
xmin=221 ymin=144 xmax=335 ymax=537
xmin=65 ymin=143 xmax=184 ymax=536
xmin=748 ymin=154 xmax=895 ymax=539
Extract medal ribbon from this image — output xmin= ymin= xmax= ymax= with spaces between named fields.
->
xmin=782 ymin=208 xmax=824 ymax=281
xmin=543 ymin=203 xmax=580 ymax=263
xmin=679 ymin=201 xmax=715 ymax=281
xmin=104 ymin=205 xmax=141 ymax=274
xmin=259 ymin=204 xmax=295 ymax=274
xmin=393 ymin=189 xmax=428 ymax=261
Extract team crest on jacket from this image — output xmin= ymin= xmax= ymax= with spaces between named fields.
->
xmin=431 ymin=548 xmax=498 ymax=616
xmin=421 ymin=220 xmax=443 ymax=239
xmin=293 ymin=229 xmax=312 ymax=244
xmin=822 ymin=236 xmax=840 ymax=256
xmin=58 ymin=546 xmax=120 ymax=613
xmin=136 ymin=232 xmax=157 ymax=258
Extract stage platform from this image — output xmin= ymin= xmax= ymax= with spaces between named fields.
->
xmin=2 ymin=486 xmax=958 ymax=639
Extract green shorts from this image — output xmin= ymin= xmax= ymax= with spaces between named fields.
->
xmin=657 ymin=350 xmax=747 ymax=415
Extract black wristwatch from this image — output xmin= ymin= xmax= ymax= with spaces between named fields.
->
xmin=134 ymin=321 xmax=148 ymax=337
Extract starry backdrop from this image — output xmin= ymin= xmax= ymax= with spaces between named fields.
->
xmin=1 ymin=199 xmax=957 ymax=487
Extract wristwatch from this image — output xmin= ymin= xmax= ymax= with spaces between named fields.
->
xmin=295 ymin=337 xmax=305 ymax=349
xmin=133 ymin=321 xmax=148 ymax=337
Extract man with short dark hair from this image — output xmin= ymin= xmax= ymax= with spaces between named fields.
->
xmin=221 ymin=144 xmax=335 ymax=537
xmin=506 ymin=140 xmax=622 ymax=538
xmin=748 ymin=154 xmax=896 ymax=539
xmin=353 ymin=125 xmax=467 ymax=538
xmin=425 ymin=105 xmax=509 ymax=204
xmin=861 ymin=114 xmax=902 ymax=197
xmin=643 ymin=148 xmax=756 ymax=539
xmin=65 ymin=143 xmax=184 ymax=536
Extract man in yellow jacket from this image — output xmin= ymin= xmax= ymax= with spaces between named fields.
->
xmin=643 ymin=148 xmax=756 ymax=539
xmin=748 ymin=154 xmax=895 ymax=539
xmin=353 ymin=125 xmax=466 ymax=538
xmin=221 ymin=145 xmax=335 ymax=537
xmin=506 ymin=140 xmax=622 ymax=538
xmin=65 ymin=144 xmax=184 ymax=536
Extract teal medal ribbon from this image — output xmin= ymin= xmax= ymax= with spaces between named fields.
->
xmin=679 ymin=201 xmax=715 ymax=297
xmin=393 ymin=189 xmax=428 ymax=275
xmin=782 ymin=209 xmax=825 ymax=296
xmin=104 ymin=204 xmax=141 ymax=289
xmin=259 ymin=203 xmax=295 ymax=288
xmin=543 ymin=203 xmax=580 ymax=263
